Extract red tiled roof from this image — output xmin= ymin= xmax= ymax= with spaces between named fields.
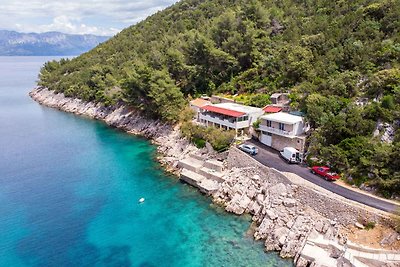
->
xmin=263 ymin=106 xmax=282 ymax=113
xmin=201 ymin=105 xmax=246 ymax=118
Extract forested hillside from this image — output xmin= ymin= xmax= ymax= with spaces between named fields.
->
xmin=38 ymin=0 xmax=400 ymax=195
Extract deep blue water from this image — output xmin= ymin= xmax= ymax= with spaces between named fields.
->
xmin=0 ymin=56 xmax=292 ymax=267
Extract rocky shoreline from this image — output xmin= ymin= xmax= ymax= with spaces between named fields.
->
xmin=29 ymin=87 xmax=400 ymax=267
xmin=29 ymin=87 xmax=198 ymax=172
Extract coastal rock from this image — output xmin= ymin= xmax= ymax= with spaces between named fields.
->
xmin=266 ymin=209 xmax=278 ymax=220
xmin=355 ymin=222 xmax=365 ymax=229
xmin=269 ymin=183 xmax=287 ymax=196
xmin=283 ymin=198 xmax=296 ymax=208
xmin=314 ymin=220 xmax=324 ymax=233
xmin=295 ymin=256 xmax=309 ymax=267
xmin=30 ymin=87 xmax=399 ymax=267
xmin=254 ymin=217 xmax=272 ymax=240
xmin=256 ymin=194 xmax=264 ymax=204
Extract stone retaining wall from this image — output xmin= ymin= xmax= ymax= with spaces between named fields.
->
xmin=226 ymin=147 xmax=392 ymax=226
xmin=226 ymin=147 xmax=291 ymax=185
xmin=295 ymin=186 xmax=394 ymax=227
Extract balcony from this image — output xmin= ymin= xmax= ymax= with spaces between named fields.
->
xmin=199 ymin=113 xmax=250 ymax=129
xmin=259 ymin=124 xmax=294 ymax=137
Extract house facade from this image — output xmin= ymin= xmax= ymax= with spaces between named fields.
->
xmin=190 ymin=98 xmax=211 ymax=121
xmin=269 ymin=93 xmax=290 ymax=112
xmin=258 ymin=112 xmax=306 ymax=152
xmin=198 ymin=103 xmax=264 ymax=135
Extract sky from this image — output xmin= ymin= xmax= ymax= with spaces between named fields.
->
xmin=0 ymin=0 xmax=178 ymax=36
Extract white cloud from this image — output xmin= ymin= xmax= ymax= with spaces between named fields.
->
xmin=0 ymin=0 xmax=178 ymax=36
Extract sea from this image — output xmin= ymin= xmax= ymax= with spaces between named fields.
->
xmin=0 ymin=56 xmax=293 ymax=267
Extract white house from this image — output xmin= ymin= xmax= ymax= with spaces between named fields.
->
xmin=258 ymin=112 xmax=306 ymax=152
xmin=198 ymin=103 xmax=264 ymax=135
xmin=190 ymin=98 xmax=211 ymax=121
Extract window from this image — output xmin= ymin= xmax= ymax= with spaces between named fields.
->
xmin=279 ymin=123 xmax=285 ymax=130
xmin=266 ymin=120 xmax=272 ymax=127
xmin=238 ymin=116 xmax=249 ymax=122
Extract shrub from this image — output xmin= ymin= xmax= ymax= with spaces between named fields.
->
xmin=179 ymin=107 xmax=195 ymax=123
xmin=193 ymin=137 xmax=206 ymax=148
xmin=205 ymin=128 xmax=235 ymax=151
xmin=180 ymin=121 xmax=235 ymax=152
xmin=252 ymin=119 xmax=261 ymax=129
xmin=381 ymin=95 xmax=395 ymax=110
xmin=365 ymin=221 xmax=376 ymax=230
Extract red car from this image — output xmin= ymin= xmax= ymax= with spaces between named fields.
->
xmin=311 ymin=166 xmax=340 ymax=181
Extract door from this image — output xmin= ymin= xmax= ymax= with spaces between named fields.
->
xmin=260 ymin=132 xmax=272 ymax=146
xmin=296 ymin=152 xmax=302 ymax=163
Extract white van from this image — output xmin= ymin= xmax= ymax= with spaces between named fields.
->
xmin=280 ymin=147 xmax=302 ymax=164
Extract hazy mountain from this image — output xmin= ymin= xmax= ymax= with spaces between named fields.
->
xmin=0 ymin=30 xmax=110 ymax=56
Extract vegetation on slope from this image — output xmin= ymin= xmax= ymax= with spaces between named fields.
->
xmin=38 ymin=0 xmax=400 ymax=196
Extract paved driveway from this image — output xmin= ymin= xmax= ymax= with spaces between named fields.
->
xmin=243 ymin=139 xmax=399 ymax=213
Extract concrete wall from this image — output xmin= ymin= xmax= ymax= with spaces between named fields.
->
xmin=295 ymin=186 xmax=393 ymax=226
xmin=226 ymin=147 xmax=292 ymax=185
xmin=270 ymin=134 xmax=305 ymax=152
xmin=210 ymin=95 xmax=235 ymax=104
xmin=190 ymin=105 xmax=200 ymax=121
xmin=226 ymin=147 xmax=394 ymax=227
xmin=294 ymin=121 xmax=304 ymax=135
xmin=248 ymin=110 xmax=265 ymax=126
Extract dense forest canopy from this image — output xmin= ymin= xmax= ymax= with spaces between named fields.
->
xmin=38 ymin=0 xmax=400 ymax=195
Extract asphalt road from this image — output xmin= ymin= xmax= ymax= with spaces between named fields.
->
xmin=244 ymin=139 xmax=399 ymax=213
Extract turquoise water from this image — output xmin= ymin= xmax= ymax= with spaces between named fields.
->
xmin=0 ymin=56 xmax=293 ymax=267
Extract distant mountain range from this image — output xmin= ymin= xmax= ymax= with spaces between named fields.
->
xmin=0 ymin=30 xmax=110 ymax=56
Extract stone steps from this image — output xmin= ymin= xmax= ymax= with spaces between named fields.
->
xmin=188 ymin=153 xmax=205 ymax=161
xmin=198 ymin=167 xmax=224 ymax=182
xmin=177 ymin=157 xmax=204 ymax=172
xmin=178 ymin=155 xmax=224 ymax=195
xmin=197 ymin=179 xmax=220 ymax=195
xmin=180 ymin=168 xmax=220 ymax=195
xmin=180 ymin=169 xmax=205 ymax=187
xmin=204 ymin=159 xmax=224 ymax=172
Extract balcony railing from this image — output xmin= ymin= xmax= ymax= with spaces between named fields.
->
xmin=259 ymin=124 xmax=294 ymax=136
xmin=199 ymin=113 xmax=236 ymax=128
xmin=199 ymin=113 xmax=250 ymax=129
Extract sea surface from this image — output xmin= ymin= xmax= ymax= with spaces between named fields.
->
xmin=0 ymin=56 xmax=293 ymax=267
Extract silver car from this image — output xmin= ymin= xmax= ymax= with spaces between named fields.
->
xmin=239 ymin=144 xmax=258 ymax=155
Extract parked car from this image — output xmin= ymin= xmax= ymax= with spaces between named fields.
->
xmin=311 ymin=166 xmax=340 ymax=181
xmin=279 ymin=147 xmax=302 ymax=164
xmin=238 ymin=144 xmax=258 ymax=155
